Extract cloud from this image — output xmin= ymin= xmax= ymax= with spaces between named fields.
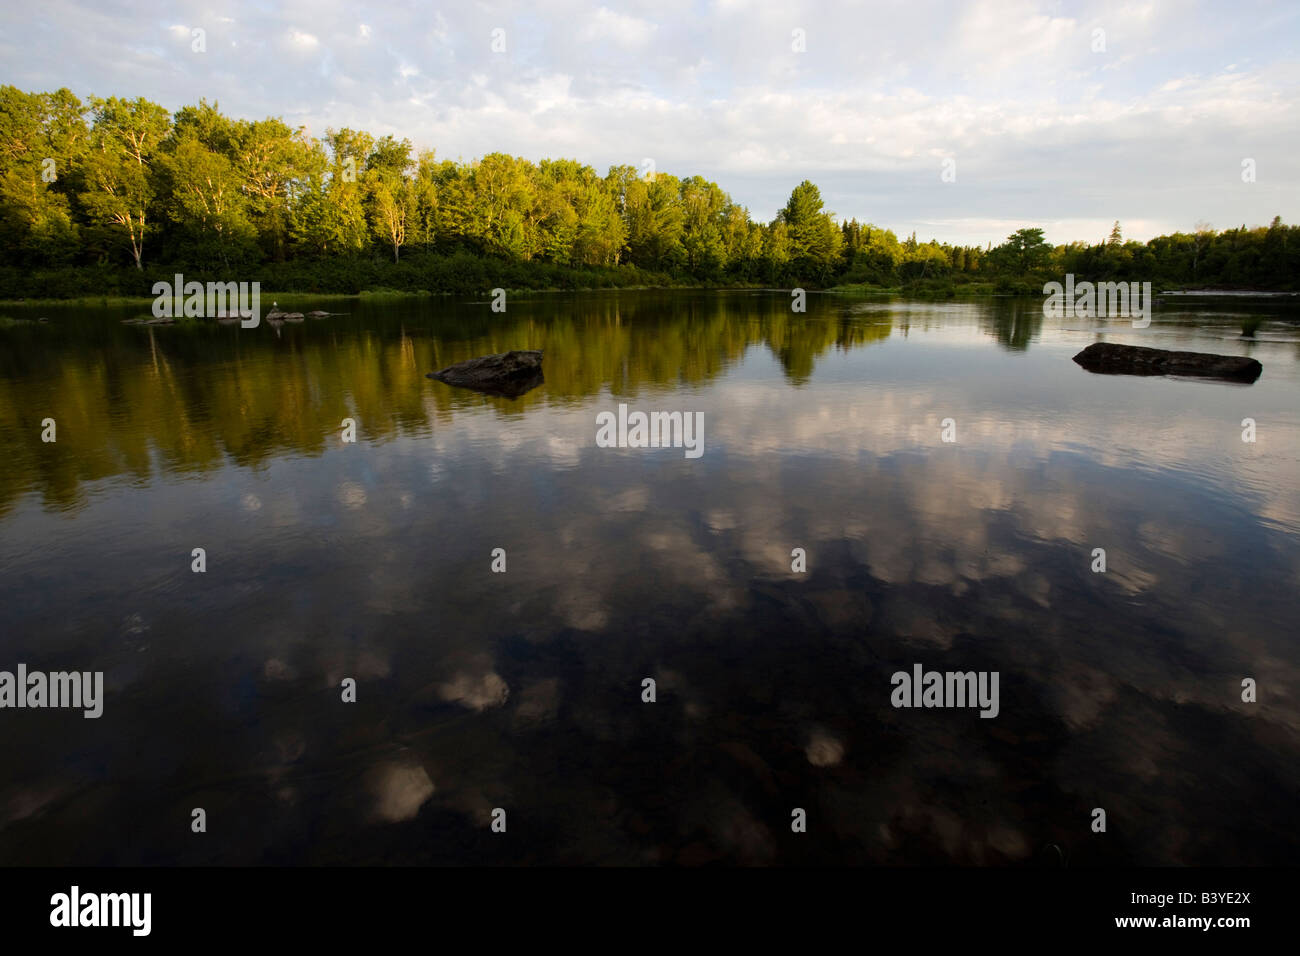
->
xmin=580 ymin=7 xmax=657 ymax=47
xmin=367 ymin=759 xmax=435 ymax=823
xmin=438 ymin=670 xmax=510 ymax=711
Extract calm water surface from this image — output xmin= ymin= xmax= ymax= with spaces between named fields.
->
xmin=1 ymin=291 xmax=1297 ymax=865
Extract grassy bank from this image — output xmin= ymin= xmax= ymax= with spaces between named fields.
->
xmin=0 ymin=251 xmax=767 ymax=304
xmin=826 ymin=278 xmax=1001 ymax=297
xmin=7 ymin=261 xmax=1292 ymax=309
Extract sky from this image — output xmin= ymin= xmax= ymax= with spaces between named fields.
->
xmin=1 ymin=0 xmax=1297 ymax=247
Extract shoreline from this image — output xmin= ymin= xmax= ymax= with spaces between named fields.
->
xmin=3 ymin=284 xmax=1298 ymax=310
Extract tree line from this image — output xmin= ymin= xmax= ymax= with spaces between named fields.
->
xmin=1 ymin=86 xmax=1296 ymax=294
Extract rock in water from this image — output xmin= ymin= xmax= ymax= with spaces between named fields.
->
xmin=1072 ymin=342 xmax=1262 ymax=383
xmin=427 ymin=350 xmax=545 ymax=397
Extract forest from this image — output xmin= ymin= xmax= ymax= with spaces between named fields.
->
xmin=1 ymin=86 xmax=1297 ymax=298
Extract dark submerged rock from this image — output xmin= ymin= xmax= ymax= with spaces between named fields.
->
xmin=427 ymin=350 xmax=545 ymax=397
xmin=451 ymin=367 xmax=545 ymax=398
xmin=1073 ymin=342 xmax=1262 ymax=383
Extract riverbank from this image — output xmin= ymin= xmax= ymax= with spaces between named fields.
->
xmin=0 ymin=252 xmax=754 ymax=305
xmin=3 ymin=265 xmax=1296 ymax=309
xmin=828 ymin=277 xmax=1300 ymax=299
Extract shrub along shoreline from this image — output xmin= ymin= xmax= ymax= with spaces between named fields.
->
xmin=2 ymin=258 xmax=1295 ymax=309
xmin=5 ymin=280 xmax=1297 ymax=311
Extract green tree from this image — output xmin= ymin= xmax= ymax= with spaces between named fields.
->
xmin=778 ymin=180 xmax=842 ymax=280
xmin=0 ymin=87 xmax=87 ymax=264
xmin=233 ymin=117 xmax=317 ymax=261
xmin=992 ymin=227 xmax=1051 ymax=275
xmin=368 ymin=169 xmax=412 ymax=262
xmin=156 ymin=133 xmax=254 ymax=267
xmin=679 ymin=175 xmax=727 ymax=277
xmin=79 ymin=97 xmax=169 ymax=269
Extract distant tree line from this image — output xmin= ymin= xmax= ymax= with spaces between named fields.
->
xmin=1 ymin=87 xmax=1296 ymax=294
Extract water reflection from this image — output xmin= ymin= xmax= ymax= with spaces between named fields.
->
xmin=0 ymin=291 xmax=1297 ymax=865
xmin=0 ymin=292 xmax=898 ymax=515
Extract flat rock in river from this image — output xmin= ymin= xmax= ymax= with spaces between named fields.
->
xmin=1073 ymin=342 xmax=1262 ymax=383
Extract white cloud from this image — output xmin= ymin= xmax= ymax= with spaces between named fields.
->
xmin=580 ymin=7 xmax=657 ymax=47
